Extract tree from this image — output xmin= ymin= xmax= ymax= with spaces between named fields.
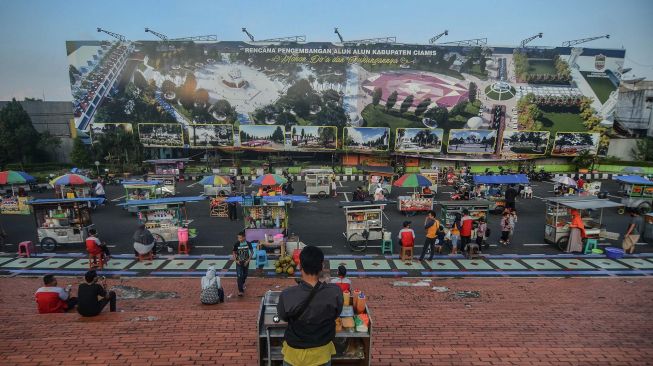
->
xmin=450 ymin=101 xmax=467 ymax=117
xmin=283 ymin=79 xmax=320 ymax=118
xmin=399 ymin=95 xmax=414 ymax=114
xmin=318 ymin=127 xmax=336 ymax=148
xmin=211 ymin=100 xmax=236 ymax=121
xmin=372 ymin=87 xmax=383 ymax=106
xmin=271 ymin=126 xmax=285 ymax=143
xmin=386 ymin=91 xmax=398 ymax=111
xmin=424 ymin=106 xmax=449 ymax=126
xmin=194 ymin=88 xmax=210 ymax=107
xmin=315 ymin=102 xmax=349 ymax=127
xmin=468 ymin=82 xmax=477 ymax=102
xmin=0 ymin=99 xmax=41 ymax=167
xmin=414 ymin=98 xmax=432 ymax=117
xmin=71 ymin=136 xmax=92 ymax=167
xmin=321 ymin=89 xmax=341 ymax=104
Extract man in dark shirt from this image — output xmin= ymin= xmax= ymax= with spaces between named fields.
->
xmin=277 ymin=246 xmax=344 ymax=365
xmin=77 ymin=270 xmax=116 ymax=317
xmin=232 ymin=231 xmax=253 ymax=297
xmin=504 ymin=184 xmax=518 ymax=211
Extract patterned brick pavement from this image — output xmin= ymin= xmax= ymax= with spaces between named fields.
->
xmin=1 ymin=276 xmax=652 ymax=365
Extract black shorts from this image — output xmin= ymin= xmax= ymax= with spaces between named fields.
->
xmin=505 ymin=201 xmax=516 ymax=210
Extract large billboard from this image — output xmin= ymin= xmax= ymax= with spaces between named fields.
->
xmin=289 ymin=126 xmax=337 ymax=151
xmin=447 ymin=129 xmax=497 ymax=154
xmin=395 ymin=128 xmax=443 ymax=153
xmin=344 ymin=127 xmax=389 ymax=152
xmin=188 ymin=124 xmax=234 ymax=147
xmin=138 ymin=123 xmax=184 ymax=147
xmin=551 ymin=132 xmax=599 ymax=156
xmin=238 ymin=125 xmax=285 ymax=150
xmin=501 ymin=130 xmax=550 ymax=156
xmin=90 ymin=123 xmax=133 ymax=142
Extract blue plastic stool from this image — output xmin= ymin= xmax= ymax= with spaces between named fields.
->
xmin=381 ymin=239 xmax=393 ymax=255
xmin=583 ymin=238 xmax=599 ymax=254
xmin=255 ymin=243 xmax=268 ymax=268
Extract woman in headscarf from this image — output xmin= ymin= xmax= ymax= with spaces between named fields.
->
xmin=200 ymin=266 xmax=224 ymax=305
xmin=567 ymin=209 xmax=586 ymax=253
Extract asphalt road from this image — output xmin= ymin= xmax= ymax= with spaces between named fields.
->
xmin=1 ymin=179 xmax=651 ymax=256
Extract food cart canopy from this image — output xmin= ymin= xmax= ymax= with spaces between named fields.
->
xmin=225 ymin=195 xmax=310 ymax=204
xmin=28 ymin=198 xmax=105 ymax=205
xmin=614 ymin=175 xmax=653 ymax=185
xmin=473 ymin=174 xmax=530 ymax=185
xmin=543 ymin=197 xmax=623 ymax=210
xmin=301 ymin=168 xmax=334 ymax=175
xmin=143 ymin=158 xmax=190 ymax=164
xmin=122 ymin=180 xmax=162 ymax=186
xmin=338 ymin=201 xmax=391 ymax=208
xmin=436 ymin=199 xmax=493 ymax=206
xmin=118 ymin=196 xmax=206 ymax=207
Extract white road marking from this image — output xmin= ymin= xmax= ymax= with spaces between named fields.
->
xmin=106 ymin=245 xmax=117 ymax=248
xmin=338 ymin=181 xmax=343 ymax=188
xmin=187 ymin=181 xmax=201 ymax=188
xmin=195 ymin=245 xmax=224 ymax=248
xmin=522 ymin=243 xmax=549 ymax=246
xmin=343 ymin=192 xmax=350 ymax=202
xmin=316 ymin=245 xmax=333 ymax=248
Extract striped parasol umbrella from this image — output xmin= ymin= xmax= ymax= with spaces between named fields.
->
xmin=199 ymin=175 xmax=231 ymax=186
xmin=393 ymin=174 xmax=432 ymax=188
xmin=49 ymin=173 xmax=92 ymax=186
xmin=0 ymin=171 xmax=36 ymax=185
xmin=553 ymin=176 xmax=577 ymax=187
xmin=252 ymin=174 xmax=287 ymax=186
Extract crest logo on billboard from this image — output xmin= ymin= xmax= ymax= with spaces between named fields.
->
xmin=595 ymin=54 xmax=606 ymax=71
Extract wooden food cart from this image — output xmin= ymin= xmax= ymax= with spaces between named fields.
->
xmin=302 ymin=168 xmax=334 ymax=198
xmin=257 ymin=290 xmax=372 ymax=366
xmin=341 ymin=202 xmax=386 ymax=252
xmin=148 ymin=174 xmax=176 ymax=196
xmin=119 ymin=196 xmax=205 ymax=253
xmin=144 ymin=158 xmax=189 ymax=179
xmin=28 ymin=198 xmax=104 ymax=251
xmin=122 ymin=181 xmax=163 ymax=212
xmin=359 ymin=166 xmax=394 ymax=197
xmin=472 ymin=174 xmax=530 ymax=214
xmin=436 ymin=200 xmax=491 ymax=226
xmin=614 ymin=175 xmax=653 ymax=214
xmin=543 ymin=196 xmax=623 ymax=251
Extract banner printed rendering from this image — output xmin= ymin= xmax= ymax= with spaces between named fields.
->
xmin=188 ymin=124 xmax=234 ymax=148
xmin=90 ymin=123 xmax=133 ymax=142
xmin=447 ymin=129 xmax=497 ymax=154
xmin=238 ymin=125 xmax=285 ymax=150
xmin=289 ymin=126 xmax=337 ymax=151
xmin=395 ymin=128 xmax=443 ymax=153
xmin=138 ymin=123 xmax=184 ymax=148
xmin=551 ymin=132 xmax=600 ymax=156
xmin=344 ymin=127 xmax=390 ymax=152
xmin=500 ymin=130 xmax=550 ymax=156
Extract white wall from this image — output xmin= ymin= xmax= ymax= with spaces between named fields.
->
xmin=607 ymin=138 xmax=639 ymax=160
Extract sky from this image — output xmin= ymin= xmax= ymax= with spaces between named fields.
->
xmin=0 ymin=0 xmax=652 ymax=101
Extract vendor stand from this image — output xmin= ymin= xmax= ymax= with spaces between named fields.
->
xmin=542 ymin=196 xmax=624 ymax=251
xmin=144 ymin=158 xmax=189 ymax=180
xmin=257 ymin=290 xmax=372 ymax=366
xmin=358 ymin=166 xmax=394 ymax=197
xmin=0 ymin=170 xmax=36 ymax=215
xmin=302 ymin=168 xmax=334 ymax=198
xmin=472 ymin=174 xmax=530 ymax=214
xmin=252 ymin=174 xmax=287 ymax=196
xmin=50 ymin=173 xmax=94 ymax=199
xmin=118 ymin=196 xmax=205 ymax=253
xmin=340 ymin=202 xmax=387 ymax=252
xmin=225 ymin=195 xmax=309 ymax=256
xmin=614 ymin=175 xmax=653 ymax=214
xmin=28 ymin=197 xmax=104 ymax=251
xmin=436 ymin=200 xmax=491 ymax=226
xmin=148 ymin=174 xmax=176 ymax=196
xmin=122 ymin=180 xmax=162 ymax=212
xmin=394 ymin=174 xmax=435 ymax=215
xmin=419 ymin=168 xmax=439 ymax=194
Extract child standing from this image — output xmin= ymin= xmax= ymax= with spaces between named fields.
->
xmin=500 ymin=210 xmax=513 ymax=245
xmin=475 ymin=217 xmax=488 ymax=250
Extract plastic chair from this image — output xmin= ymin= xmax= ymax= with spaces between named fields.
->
xmin=255 ymin=242 xmax=268 ymax=268
xmin=17 ymin=241 xmax=36 ymax=258
xmin=583 ymin=238 xmax=599 ymax=254
xmin=138 ymin=252 xmax=153 ymax=261
xmin=381 ymin=238 xmax=393 ymax=255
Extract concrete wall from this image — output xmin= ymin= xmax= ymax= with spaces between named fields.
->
xmin=0 ymin=100 xmax=74 ymax=163
xmin=607 ymin=138 xmax=639 ymax=160
xmin=615 ymin=87 xmax=653 ymax=136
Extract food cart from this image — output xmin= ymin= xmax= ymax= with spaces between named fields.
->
xmin=359 ymin=166 xmax=394 ymax=197
xmin=225 ymin=195 xmax=309 ymax=254
xmin=436 ymin=200 xmax=491 ymax=227
xmin=614 ymin=175 xmax=653 ymax=214
xmin=28 ymin=197 xmax=104 ymax=251
xmin=118 ymin=196 xmax=206 ymax=253
xmin=302 ymin=168 xmax=334 ymax=198
xmin=419 ymin=168 xmax=439 ymax=194
xmin=397 ymin=194 xmax=433 ymax=215
xmin=341 ymin=202 xmax=386 ymax=252
xmin=122 ymin=180 xmax=163 ymax=212
xmin=148 ymin=174 xmax=176 ymax=196
xmin=200 ymin=175 xmax=233 ymax=197
xmin=0 ymin=170 xmax=36 ymax=214
xmin=543 ymin=196 xmax=624 ymax=251
xmin=257 ymin=290 xmax=373 ymax=366
xmin=472 ymin=174 xmax=530 ymax=214
xmin=144 ymin=158 xmax=189 ymax=180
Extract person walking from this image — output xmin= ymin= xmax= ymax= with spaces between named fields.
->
xmin=449 ymin=213 xmax=462 ymax=255
xmin=459 ymin=209 xmax=474 ymax=253
xmin=419 ymin=211 xmax=440 ymax=261
xmin=330 ymin=175 xmax=337 ymax=198
xmin=500 ymin=210 xmax=513 ymax=245
xmin=504 ymin=184 xmax=518 ymax=211
xmin=622 ymin=210 xmax=643 ymax=254
xmin=232 ymin=231 xmax=253 ymax=297
xmin=277 ymin=246 xmax=343 ymax=366
xmin=475 ymin=217 xmax=488 ymax=250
